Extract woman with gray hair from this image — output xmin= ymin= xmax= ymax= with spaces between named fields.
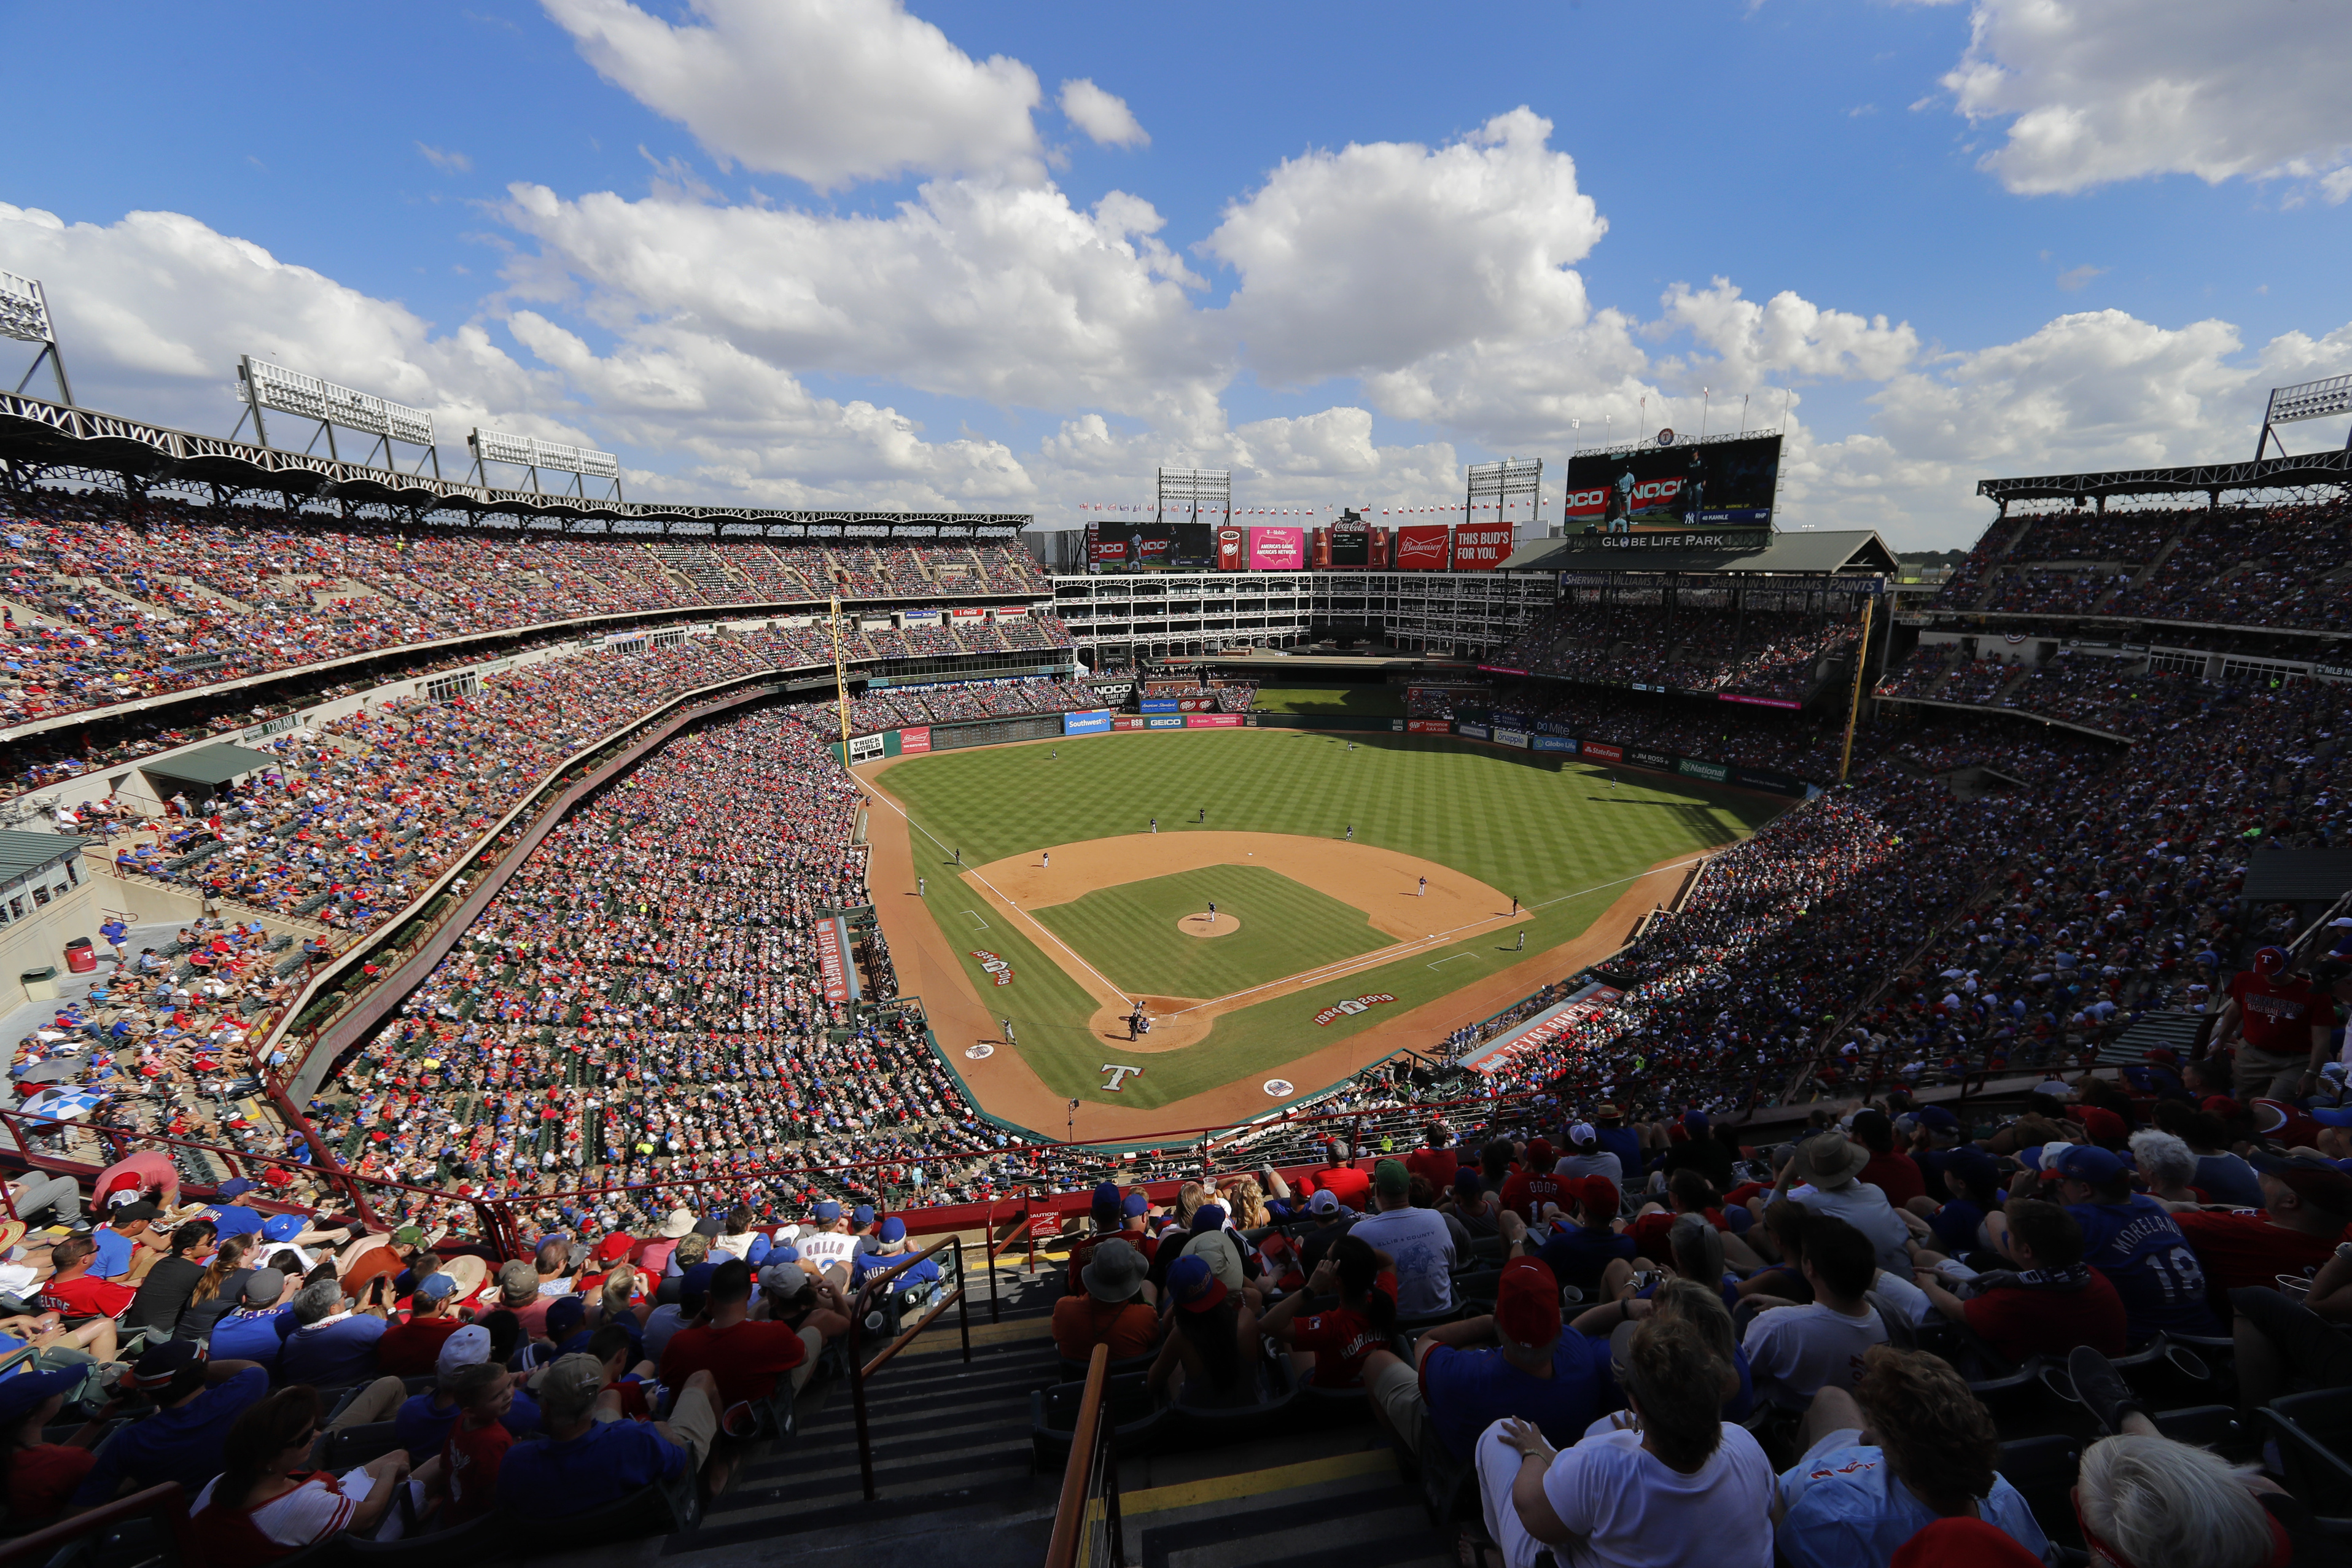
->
xmin=2076 ymin=1432 xmax=2285 ymax=1568
xmin=2128 ymin=1130 xmax=2202 ymax=1206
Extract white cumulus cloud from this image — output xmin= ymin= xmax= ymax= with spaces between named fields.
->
xmin=1057 ymin=79 xmax=1148 ymax=149
xmin=540 ymin=0 xmax=1044 ymax=190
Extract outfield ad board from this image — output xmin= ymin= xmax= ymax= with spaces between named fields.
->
xmin=1112 ymin=715 xmax=1148 ymax=730
xmin=1452 ymin=523 xmax=1514 ymax=570
xmin=1393 ymin=525 xmax=1453 ymax=570
xmin=899 ymin=726 xmax=932 ymax=754
xmin=1493 ymin=727 xmax=1532 ymax=749
xmin=1562 ymin=433 xmax=1780 ymax=538
xmin=1062 ymin=709 xmax=1112 ymax=735
xmin=1406 ymin=718 xmax=1453 ymax=734
xmin=1145 ymin=715 xmax=1185 ymax=729
xmin=1185 ymin=713 xmax=1243 ymax=728
xmin=1456 ymin=721 xmax=1490 ymax=741
xmin=1139 ymin=698 xmax=1179 ymax=713
xmin=1533 ymin=735 xmax=1575 ymax=753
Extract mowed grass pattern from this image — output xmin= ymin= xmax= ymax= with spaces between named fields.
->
xmin=880 ymin=729 xmax=1780 ymax=1111
xmin=1032 ymin=865 xmax=1389 ymax=999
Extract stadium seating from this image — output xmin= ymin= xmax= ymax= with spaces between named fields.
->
xmin=1496 ymin=598 xmax=1863 ymax=703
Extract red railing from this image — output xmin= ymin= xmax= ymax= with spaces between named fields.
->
xmin=1044 ymin=1345 xmax=1123 ymax=1568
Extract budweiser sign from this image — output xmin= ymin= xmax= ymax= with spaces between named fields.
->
xmin=1314 ymin=992 xmax=1396 ymax=1026
xmin=971 ymin=949 xmax=1014 ymax=987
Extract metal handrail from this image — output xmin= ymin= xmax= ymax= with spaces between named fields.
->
xmin=0 ymin=1481 xmax=194 ymax=1566
xmin=1043 ymin=1343 xmax=1123 ymax=1568
xmin=846 ymin=1233 xmax=972 ymax=1500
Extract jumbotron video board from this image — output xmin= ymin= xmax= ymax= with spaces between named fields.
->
xmin=1562 ymin=433 xmax=1780 ymax=538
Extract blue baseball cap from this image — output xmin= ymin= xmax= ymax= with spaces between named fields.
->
xmin=745 ymin=1233 xmax=773 ymax=1264
xmin=1092 ymin=1181 xmax=1121 ymax=1209
xmin=768 ymin=1245 xmax=800 ymax=1265
xmin=679 ymin=1262 xmax=717 ymax=1303
xmin=1190 ymin=1204 xmax=1227 ymax=1234
xmin=415 ymin=1273 xmax=459 ymax=1302
xmin=543 ymin=1296 xmax=587 ymax=1338
xmin=879 ymin=1217 xmax=906 ymax=1242
xmin=260 ymin=1214 xmax=303 ymax=1242
xmin=1916 ymin=1106 xmax=1960 ymax=1133
xmin=1121 ymin=1193 xmax=1150 ymax=1218
xmin=852 ymin=1205 xmax=875 ymax=1227
xmin=216 ymin=1178 xmax=255 ymax=1199
xmin=813 ymin=1200 xmax=841 ymax=1223
xmin=0 ymin=1367 xmax=85 ymax=1427
xmin=2052 ymin=1144 xmax=2124 ymax=1184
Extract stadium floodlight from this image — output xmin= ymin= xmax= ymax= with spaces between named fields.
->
xmin=468 ymin=426 xmax=624 ymax=500
xmin=232 ymin=355 xmax=440 ymax=476
xmin=0 ymin=271 xmax=72 ymax=405
xmin=2256 ymin=372 xmax=2352 ymax=459
xmin=1156 ymin=465 xmax=1230 ymax=523
xmin=1464 ymin=457 xmax=1543 ymax=530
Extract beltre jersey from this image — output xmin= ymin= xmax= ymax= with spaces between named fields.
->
xmin=2066 ymin=1196 xmax=2221 ymax=1341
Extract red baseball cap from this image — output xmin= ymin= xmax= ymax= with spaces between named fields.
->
xmin=591 ymin=1232 xmax=636 ymax=1263
xmin=1579 ymin=1176 xmax=1619 ymax=1219
xmin=1495 ymin=1257 xmax=1562 ymax=1346
xmin=1891 ymin=1517 xmax=2043 ymax=1568
xmin=2067 ymin=1105 xmax=2128 ymax=1146
xmin=1525 ymin=1138 xmax=1554 ymax=1170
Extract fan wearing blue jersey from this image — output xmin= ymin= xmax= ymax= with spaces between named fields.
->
xmin=2050 ymin=1145 xmax=2221 ymax=1344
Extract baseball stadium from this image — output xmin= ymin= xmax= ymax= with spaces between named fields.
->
xmin=3 ymin=7 xmax=2350 ymax=1568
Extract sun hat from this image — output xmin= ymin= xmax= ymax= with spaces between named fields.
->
xmin=1081 ymin=1238 xmax=1148 ymax=1303
xmin=1798 ymin=1136 xmax=1872 ymax=1190
xmin=1167 ymin=1252 xmax=1227 ymax=1314
xmin=657 ymin=1208 xmax=695 ymax=1240
xmin=438 ymin=1254 xmax=489 ymax=1297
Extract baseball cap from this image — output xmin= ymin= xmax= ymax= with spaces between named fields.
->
xmin=2200 ymin=1094 xmax=2243 ymax=1119
xmin=0 ymin=1367 xmax=86 ymax=1428
xmin=128 ymin=1338 xmax=204 ymax=1391
xmin=1452 ymin=1170 xmax=1484 ymax=1199
xmin=240 ymin=1267 xmax=286 ymax=1307
xmin=879 ymin=1217 xmax=907 ymax=1243
xmin=591 ymin=1232 xmax=636 ymax=1263
xmin=260 ymin=1214 xmax=302 ymax=1243
xmin=768 ymin=1244 xmax=801 ymax=1266
xmin=415 ymin=1272 xmax=459 ymax=1302
xmin=1372 ymin=1159 xmax=1410 ymax=1200
xmin=2068 ymin=1105 xmax=2128 ymax=1145
xmin=2254 ymin=945 xmax=2291 ymax=977
xmin=1579 ymin=1176 xmax=1619 ymax=1219
xmin=1091 ymin=1181 xmax=1121 ymax=1209
xmin=2051 ymin=1144 xmax=2125 ymax=1185
xmin=535 ymin=1353 xmax=608 ymax=1424
xmin=1683 ymin=1109 xmax=1708 ymax=1131
xmin=758 ymin=1262 xmax=809 ymax=1299
xmin=1190 ymin=1204 xmax=1228 ymax=1235
xmin=1915 ymin=1106 xmax=1960 ymax=1134
xmin=1307 ymin=1189 xmax=1341 ymax=1214
xmin=1567 ymin=1122 xmax=1597 ymax=1148
xmin=2248 ymin=1150 xmax=2352 ymax=1213
xmin=216 ymin=1178 xmax=255 ymax=1199
xmin=813 ymin=1200 xmax=842 ymax=1223
xmin=1121 ymin=1193 xmax=1150 ymax=1218
xmin=679 ymin=1262 xmax=717 ymax=1305
xmin=1495 ymin=1257 xmax=1562 ymax=1347
xmin=544 ymin=1295 xmax=588 ymax=1341
xmin=1525 ymin=1138 xmax=1554 ymax=1169
xmin=437 ymin=1323 xmax=492 ymax=1377
xmin=112 ymin=1201 xmax=161 ymax=1224
xmin=1167 ymin=1253 xmax=1228 ymax=1314
xmin=391 ymin=1225 xmax=424 ymax=1247
xmin=852 ymin=1205 xmax=875 ymax=1227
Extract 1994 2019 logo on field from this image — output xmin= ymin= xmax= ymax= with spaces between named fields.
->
xmin=1314 ymin=992 xmax=1396 ymax=1026
xmin=970 ymin=950 xmax=1014 ymax=987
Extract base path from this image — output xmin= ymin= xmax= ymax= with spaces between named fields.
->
xmin=857 ymin=746 xmax=1699 ymax=1139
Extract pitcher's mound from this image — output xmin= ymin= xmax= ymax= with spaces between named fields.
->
xmin=1178 ymin=910 xmax=1240 ymax=939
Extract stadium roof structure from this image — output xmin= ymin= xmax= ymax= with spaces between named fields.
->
xmin=1496 ymin=528 xmax=1897 ymax=575
xmin=0 ymin=830 xmax=85 ymax=884
xmin=1976 ymin=448 xmax=2352 ymax=506
xmin=141 ymin=743 xmax=284 ymax=787
xmin=0 ymin=390 xmax=1027 ymax=539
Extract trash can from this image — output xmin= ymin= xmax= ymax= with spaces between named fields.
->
xmin=63 ymin=940 xmax=96 ymax=976
xmin=21 ymin=968 xmax=58 ymax=1001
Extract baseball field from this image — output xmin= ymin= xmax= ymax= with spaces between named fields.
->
xmin=855 ymin=726 xmax=1782 ymax=1136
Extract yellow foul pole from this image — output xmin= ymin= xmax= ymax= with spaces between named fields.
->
xmin=1839 ymin=591 xmax=1876 ymax=783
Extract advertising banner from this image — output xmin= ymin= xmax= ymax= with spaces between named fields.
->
xmin=949 ymin=606 xmax=987 ymax=619
xmin=902 ymin=608 xmax=941 ymax=626
xmin=899 ymin=726 xmax=932 ymax=755
xmin=1581 ymin=742 xmax=1623 ymax=763
xmin=1145 ymin=715 xmax=1185 ymax=729
xmin=1676 ymin=757 xmax=1729 ymax=783
xmin=1140 ymin=698 xmax=1180 ymax=714
xmin=1112 ymin=715 xmax=1148 ymax=730
xmin=1563 ymin=433 xmax=1781 ymax=537
xmin=1313 ymin=992 xmax=1397 ymax=1027
xmin=1090 ymin=522 xmax=1215 ymax=570
xmin=1247 ymin=527 xmax=1306 ymax=570
xmin=1393 ymin=525 xmax=1452 ymax=570
xmin=1629 ymin=748 xmax=1674 ymax=771
xmin=1453 ymin=523 xmax=1514 ymax=570
xmin=1406 ymin=718 xmax=1454 ymax=734
xmin=846 ymin=733 xmax=885 ymax=764
xmin=1216 ymin=526 xmax=1247 ymax=570
xmin=1186 ymin=713 xmax=1243 ymax=728
xmin=1734 ymin=767 xmax=1807 ymax=798
xmin=1719 ymin=693 xmax=1803 ymax=710
xmin=1062 ymin=709 xmax=1112 ymax=735
xmin=1493 ymin=727 xmax=1532 ymax=749
xmin=969 ymin=949 xmax=1014 ymax=987
xmin=1477 ymin=664 xmax=1530 ymax=677
xmin=1457 ymin=722 xmax=1491 ymax=741
xmin=1463 ymin=984 xmax=1621 ymax=1074
xmin=815 ymin=917 xmax=854 ymax=1004
xmin=1326 ymin=528 xmax=1369 ymax=568
xmin=1533 ymin=735 xmax=1576 ymax=753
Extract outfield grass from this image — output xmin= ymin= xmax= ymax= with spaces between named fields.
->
xmin=1032 ymin=864 xmax=1388 ymax=998
xmin=882 ymin=728 xmax=1778 ymax=1110
xmin=1248 ymin=685 xmax=1404 ymax=716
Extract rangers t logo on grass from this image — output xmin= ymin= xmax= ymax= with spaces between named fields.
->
xmin=1314 ymin=992 xmax=1397 ymax=1026
xmin=1099 ymin=1063 xmax=1143 ymax=1092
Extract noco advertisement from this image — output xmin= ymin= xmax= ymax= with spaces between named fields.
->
xmin=1562 ymin=433 xmax=1780 ymax=540
xmin=1084 ymin=521 xmax=1216 ymax=570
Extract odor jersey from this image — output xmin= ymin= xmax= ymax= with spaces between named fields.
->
xmin=2066 ymin=1196 xmax=2222 ymax=1341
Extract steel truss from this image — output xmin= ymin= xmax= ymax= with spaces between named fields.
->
xmin=0 ymin=390 xmax=1026 ymax=538
xmin=1976 ymin=449 xmax=2352 ymax=508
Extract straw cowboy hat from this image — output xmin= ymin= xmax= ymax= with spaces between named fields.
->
xmin=1799 ymin=1135 xmax=1872 ymax=1190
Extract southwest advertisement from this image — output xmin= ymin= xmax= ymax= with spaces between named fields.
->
xmin=1562 ymin=433 xmax=1780 ymax=539
xmin=1062 ymin=709 xmax=1112 ymax=735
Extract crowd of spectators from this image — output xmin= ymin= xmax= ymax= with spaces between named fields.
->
xmin=1496 ymin=599 xmax=1862 ymax=704
xmin=0 ymin=490 xmax=1051 ymax=735
xmin=1485 ymin=681 xmax=1903 ymax=785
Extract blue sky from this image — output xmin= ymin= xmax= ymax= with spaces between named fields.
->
xmin=5 ymin=1 xmax=2349 ymax=545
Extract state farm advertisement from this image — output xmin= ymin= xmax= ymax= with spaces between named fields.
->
xmin=1453 ymin=524 xmax=1514 ymax=570
xmin=899 ymin=726 xmax=931 ymax=754
xmin=1581 ymin=742 xmax=1624 ymax=763
xmin=1247 ymin=526 xmax=1305 ymax=570
xmin=1393 ymin=525 xmax=1452 ymax=570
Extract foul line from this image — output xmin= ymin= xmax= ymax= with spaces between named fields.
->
xmin=857 ymin=770 xmax=1715 ymax=1025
